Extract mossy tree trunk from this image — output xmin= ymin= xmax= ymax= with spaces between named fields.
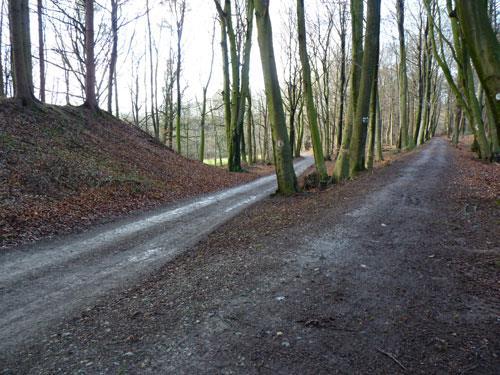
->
xmin=253 ymin=0 xmax=297 ymax=195
xmin=296 ymin=0 xmax=328 ymax=184
xmin=455 ymin=0 xmax=500 ymax=150
xmin=348 ymin=0 xmax=381 ymax=176
xmin=333 ymin=0 xmax=364 ymax=181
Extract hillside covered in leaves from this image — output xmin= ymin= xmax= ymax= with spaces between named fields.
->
xmin=0 ymin=101 xmax=258 ymax=248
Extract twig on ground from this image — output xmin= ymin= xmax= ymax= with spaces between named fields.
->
xmin=376 ymin=347 xmax=407 ymax=371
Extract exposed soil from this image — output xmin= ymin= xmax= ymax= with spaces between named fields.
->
xmin=0 ymin=100 xmax=271 ymax=248
xmin=1 ymin=138 xmax=498 ymax=374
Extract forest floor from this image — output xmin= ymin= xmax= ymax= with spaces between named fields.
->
xmin=0 ymin=100 xmax=273 ymax=249
xmin=1 ymin=137 xmax=498 ymax=374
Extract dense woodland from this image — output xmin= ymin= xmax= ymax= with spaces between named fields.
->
xmin=1 ymin=0 xmax=499 ymax=194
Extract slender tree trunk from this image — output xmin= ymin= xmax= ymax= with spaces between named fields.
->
xmin=349 ymin=0 xmax=381 ymax=175
xmin=247 ymin=93 xmax=254 ymax=163
xmin=366 ymin=70 xmax=378 ymax=169
xmin=397 ymin=0 xmax=408 ymax=149
xmin=214 ymin=0 xmax=232 ymax=155
xmin=37 ymin=0 xmax=45 ymax=102
xmin=0 ymin=0 xmax=5 ymax=97
xmin=375 ymin=94 xmax=383 ymax=160
xmin=8 ymin=0 xmax=35 ymax=105
xmin=107 ymin=0 xmax=118 ymax=114
xmin=296 ymin=103 xmax=304 ymax=157
xmin=296 ymin=0 xmax=328 ymax=183
xmin=175 ymin=2 xmax=186 ymax=152
xmin=146 ymin=0 xmax=159 ymax=139
xmin=336 ymin=2 xmax=347 ymax=151
xmin=84 ymin=0 xmax=97 ymax=109
xmin=253 ymin=0 xmax=297 ymax=194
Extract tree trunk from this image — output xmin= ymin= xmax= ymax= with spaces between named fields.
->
xmin=107 ymin=0 xmax=118 ymax=114
xmin=231 ymin=0 xmax=254 ymax=171
xmin=174 ymin=1 xmax=186 ymax=152
xmin=397 ymin=0 xmax=408 ymax=149
xmin=333 ymin=0 xmax=363 ymax=181
xmin=296 ymin=0 xmax=328 ymax=184
xmin=84 ymin=0 xmax=97 ymax=109
xmin=8 ymin=0 xmax=35 ymax=105
xmin=0 ymin=0 xmax=5 ymax=97
xmin=336 ymin=1 xmax=347 ymax=151
xmin=349 ymin=0 xmax=381 ymax=175
xmin=253 ymin=0 xmax=297 ymax=195
xmin=366 ymin=70 xmax=378 ymax=169
xmin=375 ymin=94 xmax=383 ymax=161
xmin=214 ymin=0 xmax=232 ymax=157
xmin=247 ymin=93 xmax=254 ymax=164
xmin=455 ymin=0 xmax=500 ymax=148
xmin=37 ymin=0 xmax=45 ymax=102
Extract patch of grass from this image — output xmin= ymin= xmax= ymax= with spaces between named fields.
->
xmin=204 ymin=157 xmax=228 ymax=166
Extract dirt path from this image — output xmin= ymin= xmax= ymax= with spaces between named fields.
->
xmin=0 ymin=157 xmax=313 ymax=355
xmin=1 ymin=139 xmax=498 ymax=374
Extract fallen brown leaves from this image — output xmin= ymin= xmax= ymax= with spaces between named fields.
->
xmin=0 ymin=100 xmax=268 ymax=248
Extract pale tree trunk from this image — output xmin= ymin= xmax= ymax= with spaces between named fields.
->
xmin=199 ymin=21 xmax=216 ymax=162
xmin=333 ymin=0 xmax=363 ymax=181
xmin=296 ymin=0 xmax=328 ymax=184
xmin=84 ymin=0 xmax=97 ymax=109
xmin=8 ymin=0 xmax=35 ymax=105
xmin=253 ymin=0 xmax=297 ymax=195
xmin=173 ymin=0 xmax=186 ymax=152
xmin=37 ymin=0 xmax=45 ymax=102
xmin=146 ymin=0 xmax=159 ymax=139
xmin=397 ymin=0 xmax=408 ymax=149
xmin=349 ymin=0 xmax=381 ymax=175
xmin=214 ymin=0 xmax=232 ymax=156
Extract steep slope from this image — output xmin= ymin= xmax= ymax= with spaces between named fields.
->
xmin=0 ymin=101 xmax=257 ymax=248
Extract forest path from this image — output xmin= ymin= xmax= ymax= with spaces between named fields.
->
xmin=2 ymin=139 xmax=498 ymax=374
xmin=0 ymin=157 xmax=313 ymax=354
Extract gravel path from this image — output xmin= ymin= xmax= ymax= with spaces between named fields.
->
xmin=0 ymin=157 xmax=313 ymax=355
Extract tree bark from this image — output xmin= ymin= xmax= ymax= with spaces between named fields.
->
xmin=333 ymin=0 xmax=363 ymax=181
xmin=37 ymin=0 xmax=45 ymax=102
xmin=296 ymin=0 xmax=328 ymax=184
xmin=253 ymin=0 xmax=297 ymax=195
xmin=349 ymin=0 xmax=381 ymax=175
xmin=8 ymin=0 xmax=35 ymax=105
xmin=0 ymin=0 xmax=5 ymax=97
xmin=455 ymin=0 xmax=500 ymax=149
xmin=107 ymin=0 xmax=118 ymax=114
xmin=84 ymin=0 xmax=97 ymax=109
xmin=397 ymin=0 xmax=408 ymax=149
